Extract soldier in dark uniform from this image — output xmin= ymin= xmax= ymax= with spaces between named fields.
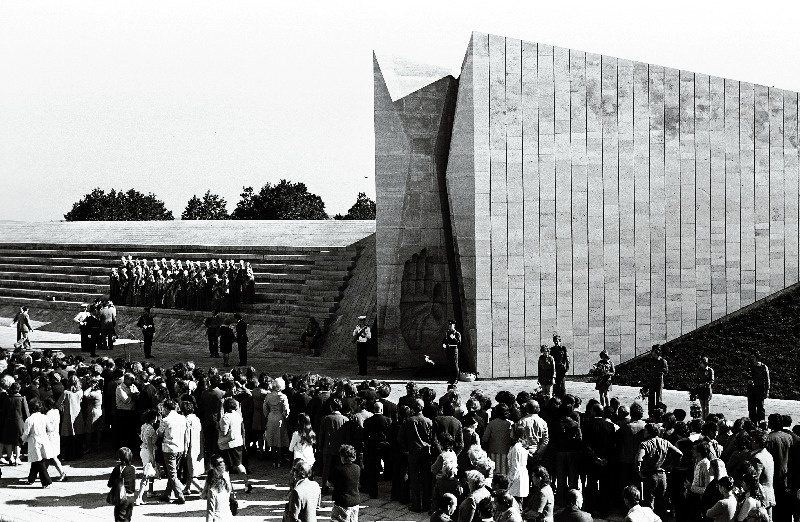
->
xmin=136 ymin=307 xmax=155 ymax=359
xmin=442 ymin=320 xmax=461 ymax=385
xmin=647 ymin=344 xmax=669 ymax=416
xmin=84 ymin=305 xmax=101 ymax=357
xmin=747 ymin=353 xmax=770 ymax=422
xmin=235 ymin=313 xmax=249 ymax=366
xmin=205 ymin=310 xmax=222 ymax=358
xmin=552 ymin=334 xmax=570 ymax=398
xmin=353 ymin=315 xmax=371 ymax=375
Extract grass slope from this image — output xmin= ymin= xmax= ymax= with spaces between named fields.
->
xmin=615 ymin=284 xmax=800 ymax=400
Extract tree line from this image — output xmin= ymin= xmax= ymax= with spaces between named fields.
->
xmin=63 ymin=180 xmax=376 ymax=221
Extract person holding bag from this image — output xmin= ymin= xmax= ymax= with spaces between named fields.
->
xmin=107 ymin=447 xmax=136 ymax=522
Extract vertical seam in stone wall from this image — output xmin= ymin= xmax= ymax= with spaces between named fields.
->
xmin=505 ymin=37 xmax=510 ymax=373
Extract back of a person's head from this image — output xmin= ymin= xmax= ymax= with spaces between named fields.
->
xmin=629 ymin=403 xmax=644 ymax=421
xmin=623 ymin=485 xmax=641 ymax=505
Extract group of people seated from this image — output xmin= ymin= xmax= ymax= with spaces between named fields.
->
xmin=0 ymin=344 xmax=797 ymax=522
xmin=108 ymin=256 xmax=256 ymax=312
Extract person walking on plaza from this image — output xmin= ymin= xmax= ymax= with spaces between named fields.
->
xmin=283 ymin=460 xmax=321 ymax=522
xmin=442 ymin=320 xmax=461 ymax=385
xmin=646 ymin=345 xmax=668 ymax=416
xmin=234 ymin=313 xmax=248 ymax=366
xmin=747 ymin=353 xmax=770 ymax=422
xmin=205 ymin=310 xmax=222 ymax=358
xmin=551 ymin=334 xmax=569 ymax=398
xmin=73 ymin=303 xmax=91 ymax=353
xmin=99 ymin=300 xmax=117 ymax=350
xmin=695 ymin=356 xmax=714 ymax=421
xmin=12 ymin=306 xmax=32 ymax=349
xmin=352 ymin=315 xmax=371 ymax=376
xmin=157 ymin=400 xmax=187 ymax=504
xmin=107 ymin=447 xmax=136 ymax=522
xmin=538 ymin=345 xmax=556 ymax=397
xmin=136 ymin=307 xmax=155 ymax=359
xmin=218 ymin=397 xmax=254 ymax=494
xmin=21 ymin=399 xmax=54 ymax=488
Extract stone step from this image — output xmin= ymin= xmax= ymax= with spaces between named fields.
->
xmin=0 ymin=278 xmax=105 ymax=293
xmin=0 ymin=271 xmax=108 ymax=284
xmin=0 ymin=287 xmax=105 ymax=302
xmin=0 ymin=245 xmax=357 ymax=261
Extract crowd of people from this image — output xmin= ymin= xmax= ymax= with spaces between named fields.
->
xmin=108 ymin=256 xmax=256 ymax=312
xmin=0 ymin=343 xmax=798 ymax=522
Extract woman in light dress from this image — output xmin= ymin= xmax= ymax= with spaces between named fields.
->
xmin=42 ymin=398 xmax=67 ymax=480
xmin=506 ymin=424 xmax=529 ymax=508
xmin=289 ymin=413 xmax=316 ymax=468
xmin=82 ymin=376 xmax=104 ymax=453
xmin=182 ymin=401 xmax=205 ymax=496
xmin=21 ymin=399 xmax=56 ymax=487
xmin=134 ymin=409 xmax=159 ymax=505
xmin=56 ymin=375 xmax=85 ymax=461
xmin=263 ymin=377 xmax=290 ymax=467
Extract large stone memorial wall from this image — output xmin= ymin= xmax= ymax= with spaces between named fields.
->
xmin=375 ymin=32 xmax=800 ymax=377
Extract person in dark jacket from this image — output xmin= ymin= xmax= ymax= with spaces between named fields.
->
xmin=219 ymin=318 xmax=236 ymax=367
xmin=554 ymin=489 xmax=592 ymax=522
xmin=363 ymin=402 xmax=392 ymax=498
xmin=234 ymin=313 xmax=249 ymax=366
xmin=319 ymin=398 xmax=350 ymax=496
xmin=398 ymin=398 xmax=434 ymax=513
xmin=330 ymin=444 xmax=361 ymax=522
xmin=107 ymin=446 xmax=136 ymax=522
xmin=136 ymin=307 xmax=155 ymax=359
xmin=84 ymin=306 xmax=101 ymax=357
xmin=2 ymin=382 xmax=29 ymax=465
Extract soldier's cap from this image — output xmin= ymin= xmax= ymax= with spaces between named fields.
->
xmin=357 ymin=315 xmax=367 ymax=320
xmin=448 ymin=319 xmax=456 ymax=325
xmin=80 ymin=303 xmax=89 ymax=308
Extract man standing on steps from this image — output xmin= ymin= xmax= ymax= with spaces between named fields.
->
xmin=99 ymin=300 xmax=117 ymax=350
xmin=353 ymin=315 xmax=371 ymax=375
xmin=136 ymin=307 xmax=155 ymax=359
xmin=204 ymin=309 xmax=222 ymax=358
xmin=442 ymin=320 xmax=461 ymax=385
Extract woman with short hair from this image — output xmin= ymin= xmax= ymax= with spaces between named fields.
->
xmin=330 ymin=444 xmax=361 ymax=522
xmin=107 ymin=447 xmax=136 ymax=522
xmin=218 ymin=397 xmax=253 ymax=493
xmin=525 ymin=466 xmax=554 ymax=522
xmin=263 ymin=377 xmax=290 ymax=467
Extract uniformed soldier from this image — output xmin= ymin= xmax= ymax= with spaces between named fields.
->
xmin=442 ymin=320 xmax=461 ymax=385
xmin=353 ymin=315 xmax=371 ymax=375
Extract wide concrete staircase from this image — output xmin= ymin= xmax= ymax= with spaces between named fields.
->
xmin=0 ymin=241 xmax=370 ymax=352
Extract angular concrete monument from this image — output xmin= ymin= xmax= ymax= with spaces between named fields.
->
xmin=376 ymin=31 xmax=800 ymax=377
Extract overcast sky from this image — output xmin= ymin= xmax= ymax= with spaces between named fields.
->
xmin=1 ymin=1 xmax=797 ymax=221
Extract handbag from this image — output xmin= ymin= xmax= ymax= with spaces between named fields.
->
xmin=106 ymin=465 xmax=130 ymax=505
xmin=229 ymin=490 xmax=239 ymax=516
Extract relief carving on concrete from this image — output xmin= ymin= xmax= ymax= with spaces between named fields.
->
xmin=399 ymin=248 xmax=447 ymax=353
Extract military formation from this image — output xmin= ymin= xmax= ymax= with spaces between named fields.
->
xmin=108 ymin=257 xmax=256 ymax=312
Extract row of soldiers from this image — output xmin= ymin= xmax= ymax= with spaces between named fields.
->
xmin=108 ymin=256 xmax=256 ymax=312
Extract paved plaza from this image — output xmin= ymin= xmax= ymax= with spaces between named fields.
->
xmin=3 ymin=323 xmax=800 ymax=522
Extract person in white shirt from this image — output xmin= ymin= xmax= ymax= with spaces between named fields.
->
xmin=157 ymin=400 xmax=187 ymax=504
xmin=353 ymin=315 xmax=371 ymax=375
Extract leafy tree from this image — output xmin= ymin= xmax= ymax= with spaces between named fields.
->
xmin=64 ymin=188 xmax=174 ymax=221
xmin=181 ymin=191 xmax=229 ymax=220
xmin=230 ymin=180 xmax=328 ymax=220
xmin=334 ymin=192 xmax=376 ymax=220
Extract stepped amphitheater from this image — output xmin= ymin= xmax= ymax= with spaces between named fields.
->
xmin=0 ymin=220 xmax=378 ymax=361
